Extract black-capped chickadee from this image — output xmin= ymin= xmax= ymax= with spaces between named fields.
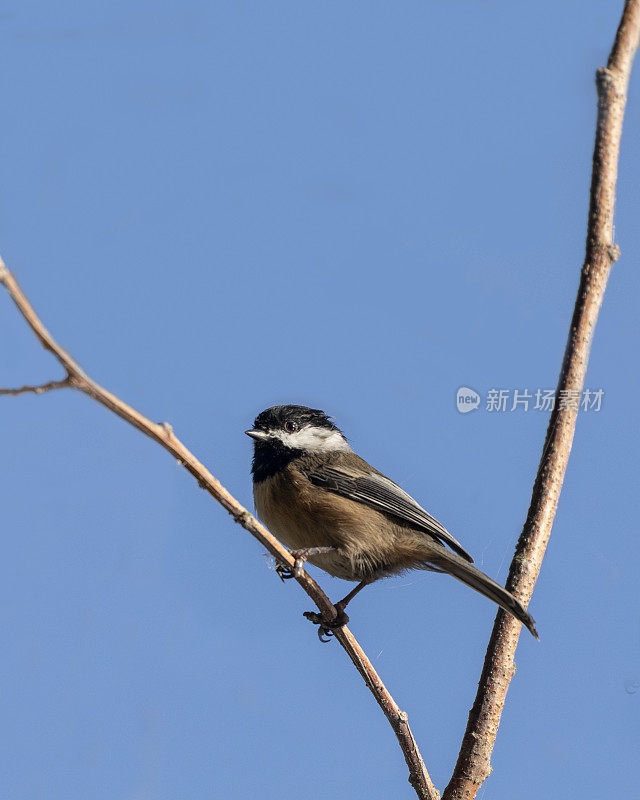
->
xmin=246 ymin=405 xmax=538 ymax=640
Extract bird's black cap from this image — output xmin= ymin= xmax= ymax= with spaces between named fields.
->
xmin=252 ymin=405 xmax=341 ymax=433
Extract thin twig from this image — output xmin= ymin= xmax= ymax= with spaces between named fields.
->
xmin=0 ymin=258 xmax=438 ymax=800
xmin=0 ymin=377 xmax=72 ymax=396
xmin=443 ymin=3 xmax=640 ymax=799
xmin=3 ymin=5 xmax=636 ymax=794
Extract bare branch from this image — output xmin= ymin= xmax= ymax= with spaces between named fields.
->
xmin=0 ymin=256 xmax=438 ymax=800
xmin=0 ymin=377 xmax=72 ymax=396
xmin=3 ymin=4 xmax=637 ymax=795
xmin=443 ymin=3 xmax=640 ymax=799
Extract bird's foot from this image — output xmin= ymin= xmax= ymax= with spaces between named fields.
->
xmin=276 ymin=547 xmax=336 ymax=582
xmin=303 ymin=606 xmax=350 ymax=643
xmin=275 ymin=553 xmax=307 ymax=581
xmin=275 ymin=562 xmax=295 ymax=581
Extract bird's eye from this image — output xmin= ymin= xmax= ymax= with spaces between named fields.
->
xmin=284 ymin=420 xmax=299 ymax=433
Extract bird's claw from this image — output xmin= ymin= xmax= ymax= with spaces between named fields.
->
xmin=303 ymin=608 xmax=350 ymax=643
xmin=275 ymin=562 xmax=294 ymax=581
xmin=303 ymin=612 xmax=335 ymax=642
xmin=276 ymin=552 xmax=308 ymax=581
xmin=318 ymin=626 xmax=333 ymax=643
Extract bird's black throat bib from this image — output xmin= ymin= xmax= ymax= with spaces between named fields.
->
xmin=251 ymin=440 xmax=303 ymax=483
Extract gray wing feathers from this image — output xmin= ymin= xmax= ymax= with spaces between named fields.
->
xmin=306 ymin=466 xmax=473 ymax=563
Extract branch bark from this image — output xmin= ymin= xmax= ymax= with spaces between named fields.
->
xmin=2 ymin=4 xmax=638 ymax=798
xmin=443 ymin=3 xmax=640 ymax=798
xmin=0 ymin=259 xmax=438 ymax=800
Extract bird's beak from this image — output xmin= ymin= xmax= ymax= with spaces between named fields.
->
xmin=245 ymin=429 xmax=270 ymax=441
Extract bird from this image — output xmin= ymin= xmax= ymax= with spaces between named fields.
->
xmin=246 ymin=404 xmax=538 ymax=641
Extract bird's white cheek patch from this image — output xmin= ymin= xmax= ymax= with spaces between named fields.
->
xmin=278 ymin=426 xmax=351 ymax=452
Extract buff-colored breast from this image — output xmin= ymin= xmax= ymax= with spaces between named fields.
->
xmin=253 ymin=463 xmax=426 ymax=581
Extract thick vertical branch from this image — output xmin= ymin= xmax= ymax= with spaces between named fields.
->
xmin=443 ymin=3 xmax=640 ymax=799
xmin=2 ymin=4 xmax=637 ymax=798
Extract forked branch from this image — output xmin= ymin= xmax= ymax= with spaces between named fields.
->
xmin=2 ymin=3 xmax=639 ymax=799
xmin=0 ymin=259 xmax=438 ymax=800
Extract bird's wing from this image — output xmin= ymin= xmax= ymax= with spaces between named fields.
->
xmin=305 ymin=465 xmax=473 ymax=562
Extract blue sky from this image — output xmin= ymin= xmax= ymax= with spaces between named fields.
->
xmin=1 ymin=2 xmax=639 ymax=798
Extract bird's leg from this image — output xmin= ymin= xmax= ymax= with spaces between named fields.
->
xmin=275 ymin=546 xmax=338 ymax=581
xmin=304 ymin=579 xmax=371 ymax=642
xmin=334 ymin=579 xmax=371 ymax=617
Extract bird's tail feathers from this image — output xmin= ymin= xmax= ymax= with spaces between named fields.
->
xmin=424 ymin=550 xmax=539 ymax=639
